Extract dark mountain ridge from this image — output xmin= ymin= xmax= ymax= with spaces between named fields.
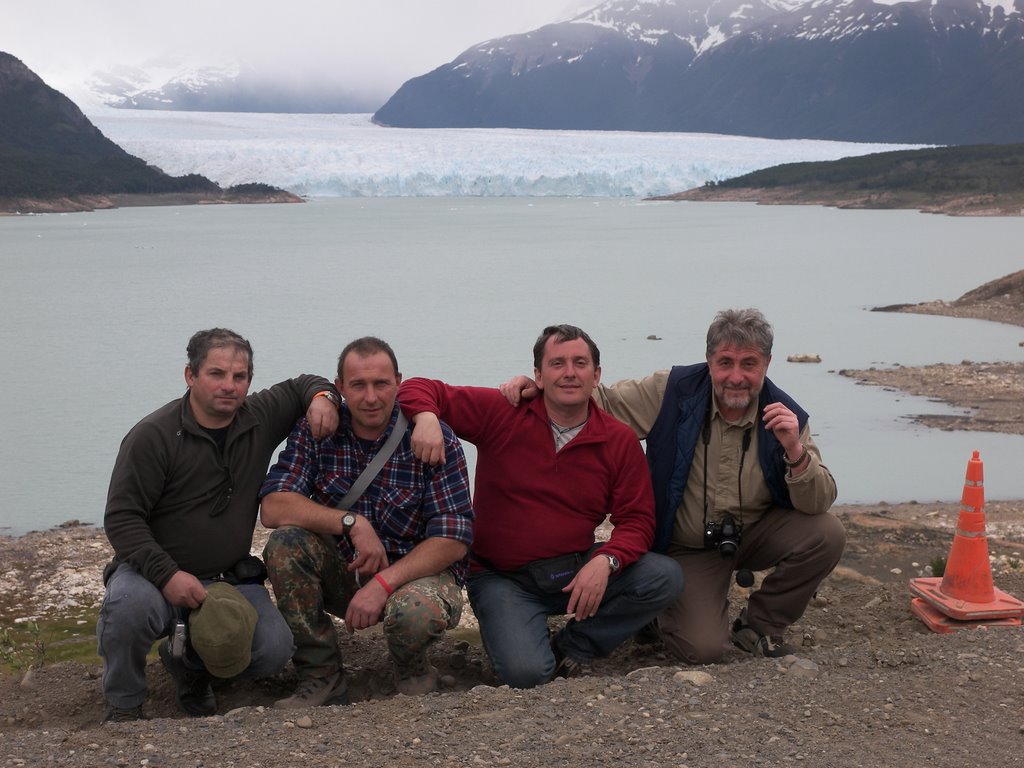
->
xmin=373 ymin=0 xmax=1024 ymax=144
xmin=0 ymin=52 xmax=297 ymax=212
xmin=0 ymin=52 xmax=218 ymax=200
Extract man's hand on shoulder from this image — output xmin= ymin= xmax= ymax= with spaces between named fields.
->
xmin=161 ymin=571 xmax=207 ymax=609
xmin=307 ymin=394 xmax=340 ymax=439
xmin=498 ymin=375 xmax=538 ymax=406
xmin=410 ymin=412 xmax=446 ymax=466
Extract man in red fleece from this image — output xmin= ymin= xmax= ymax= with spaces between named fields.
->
xmin=399 ymin=324 xmax=683 ymax=688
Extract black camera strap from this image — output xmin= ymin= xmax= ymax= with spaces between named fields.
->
xmin=701 ymin=396 xmax=753 ymax=537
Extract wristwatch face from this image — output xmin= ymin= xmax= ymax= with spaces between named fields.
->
xmin=342 ymin=513 xmax=356 ymax=533
xmin=607 ymin=554 xmax=620 ymax=572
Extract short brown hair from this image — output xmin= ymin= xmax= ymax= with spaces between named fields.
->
xmin=337 ymin=337 xmax=399 ymax=381
xmin=186 ymin=328 xmax=253 ymax=379
xmin=532 ymin=324 xmax=601 ymax=369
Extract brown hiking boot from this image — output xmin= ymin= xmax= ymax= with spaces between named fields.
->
xmin=274 ymin=671 xmax=349 ymax=709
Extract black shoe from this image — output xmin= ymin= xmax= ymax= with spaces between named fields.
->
xmin=102 ymin=704 xmax=147 ymax=723
xmin=730 ymin=609 xmax=798 ymax=658
xmin=550 ymin=638 xmax=584 ymax=681
xmin=159 ymin=640 xmax=217 ymax=716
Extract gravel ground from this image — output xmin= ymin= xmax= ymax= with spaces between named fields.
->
xmin=3 ymin=273 xmax=1023 ymax=767
xmin=3 ymin=507 xmax=1024 ymax=768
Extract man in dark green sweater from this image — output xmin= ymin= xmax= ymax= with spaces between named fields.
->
xmin=98 ymin=328 xmax=339 ymax=722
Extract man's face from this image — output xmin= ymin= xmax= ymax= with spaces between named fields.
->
xmin=184 ymin=346 xmax=252 ymax=428
xmin=708 ymin=342 xmax=770 ymax=416
xmin=337 ymin=351 xmax=401 ymax=440
xmin=534 ymin=336 xmax=601 ymax=416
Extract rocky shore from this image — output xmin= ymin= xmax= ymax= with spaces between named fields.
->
xmin=2 ymin=272 xmax=1023 ymax=767
xmin=0 ymin=189 xmax=303 ymax=216
xmin=659 ymin=185 xmax=1024 ymax=216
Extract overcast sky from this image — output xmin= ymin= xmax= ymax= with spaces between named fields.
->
xmin=5 ymin=1 xmax=596 ymax=97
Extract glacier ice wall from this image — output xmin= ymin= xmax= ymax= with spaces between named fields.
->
xmin=88 ymin=110 xmax=924 ymax=198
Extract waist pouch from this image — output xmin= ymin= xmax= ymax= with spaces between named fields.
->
xmin=477 ymin=544 xmax=600 ymax=595
xmin=102 ymin=553 xmax=268 ymax=586
xmin=214 ymin=554 xmax=268 ymax=585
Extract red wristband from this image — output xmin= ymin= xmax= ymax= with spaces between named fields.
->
xmin=373 ymin=572 xmax=395 ymax=595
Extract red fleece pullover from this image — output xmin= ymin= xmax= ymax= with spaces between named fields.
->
xmin=399 ymin=379 xmax=655 ymax=572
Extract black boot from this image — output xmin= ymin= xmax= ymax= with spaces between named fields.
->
xmin=159 ymin=640 xmax=216 ymax=716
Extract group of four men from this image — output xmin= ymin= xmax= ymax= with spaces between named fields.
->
xmin=99 ymin=311 xmax=843 ymax=722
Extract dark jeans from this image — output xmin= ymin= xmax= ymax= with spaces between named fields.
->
xmin=467 ymin=552 xmax=683 ymax=689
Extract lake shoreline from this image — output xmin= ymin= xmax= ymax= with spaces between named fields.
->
xmin=0 ymin=189 xmax=304 ymax=216
xmin=652 ymin=186 xmax=1024 ymax=216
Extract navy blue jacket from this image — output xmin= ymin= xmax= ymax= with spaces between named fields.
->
xmin=645 ymin=364 xmax=808 ymax=553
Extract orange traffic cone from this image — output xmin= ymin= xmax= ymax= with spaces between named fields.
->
xmin=910 ymin=451 xmax=1024 ymax=633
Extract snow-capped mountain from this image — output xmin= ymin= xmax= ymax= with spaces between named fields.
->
xmin=373 ymin=0 xmax=1024 ymax=144
xmin=85 ymin=52 xmax=381 ymax=114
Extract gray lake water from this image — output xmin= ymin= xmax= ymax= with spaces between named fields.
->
xmin=2 ymin=198 xmax=1022 ymax=535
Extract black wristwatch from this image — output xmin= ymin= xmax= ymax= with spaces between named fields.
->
xmin=316 ymin=390 xmax=341 ymax=408
xmin=341 ymin=512 xmax=357 ymax=536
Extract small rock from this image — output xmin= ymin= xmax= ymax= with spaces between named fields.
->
xmin=626 ymin=666 xmax=663 ymax=679
xmin=295 ymin=715 xmax=314 ymax=729
xmin=646 ymin=334 xmax=662 ymax=340
xmin=890 ymin=567 xmax=903 ymax=575
xmin=673 ymin=670 xmax=714 ymax=687
xmin=439 ymin=674 xmax=457 ymax=688
xmin=787 ymin=659 xmax=820 ymax=679
xmin=787 ymin=354 xmax=822 ymax=363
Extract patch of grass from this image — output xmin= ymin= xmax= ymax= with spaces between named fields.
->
xmin=0 ymin=616 xmax=102 ymax=674
xmin=929 ymin=556 xmax=947 ymax=577
xmin=0 ymin=622 xmax=45 ymax=672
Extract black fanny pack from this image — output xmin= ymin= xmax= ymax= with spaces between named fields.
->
xmin=102 ymin=553 xmax=268 ymax=586
xmin=475 ymin=545 xmax=599 ymax=595
xmin=214 ymin=554 xmax=268 ymax=585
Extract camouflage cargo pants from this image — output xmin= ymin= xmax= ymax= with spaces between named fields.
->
xmin=264 ymin=525 xmax=463 ymax=681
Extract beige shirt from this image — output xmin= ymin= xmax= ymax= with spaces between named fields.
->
xmin=594 ymin=370 xmax=837 ymax=551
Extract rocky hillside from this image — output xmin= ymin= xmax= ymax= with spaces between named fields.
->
xmin=0 ymin=52 xmax=298 ymax=212
xmin=658 ymin=143 xmax=1024 ymax=215
xmin=373 ymin=0 xmax=1024 ymax=144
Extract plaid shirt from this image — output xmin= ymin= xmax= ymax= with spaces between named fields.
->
xmin=260 ymin=402 xmax=474 ymax=581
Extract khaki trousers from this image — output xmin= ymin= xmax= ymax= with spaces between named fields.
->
xmin=659 ymin=508 xmax=846 ymax=664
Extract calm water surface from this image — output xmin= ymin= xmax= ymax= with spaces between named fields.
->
xmin=2 ymin=198 xmax=1022 ymax=534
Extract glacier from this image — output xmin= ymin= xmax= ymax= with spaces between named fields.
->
xmin=88 ymin=110 xmax=924 ymax=198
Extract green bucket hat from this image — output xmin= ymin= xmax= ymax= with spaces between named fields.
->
xmin=188 ymin=582 xmax=258 ymax=679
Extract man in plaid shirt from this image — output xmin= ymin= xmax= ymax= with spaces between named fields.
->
xmin=259 ymin=337 xmax=473 ymax=707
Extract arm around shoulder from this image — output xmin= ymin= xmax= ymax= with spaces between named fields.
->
xmin=595 ymin=370 xmax=670 ymax=439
